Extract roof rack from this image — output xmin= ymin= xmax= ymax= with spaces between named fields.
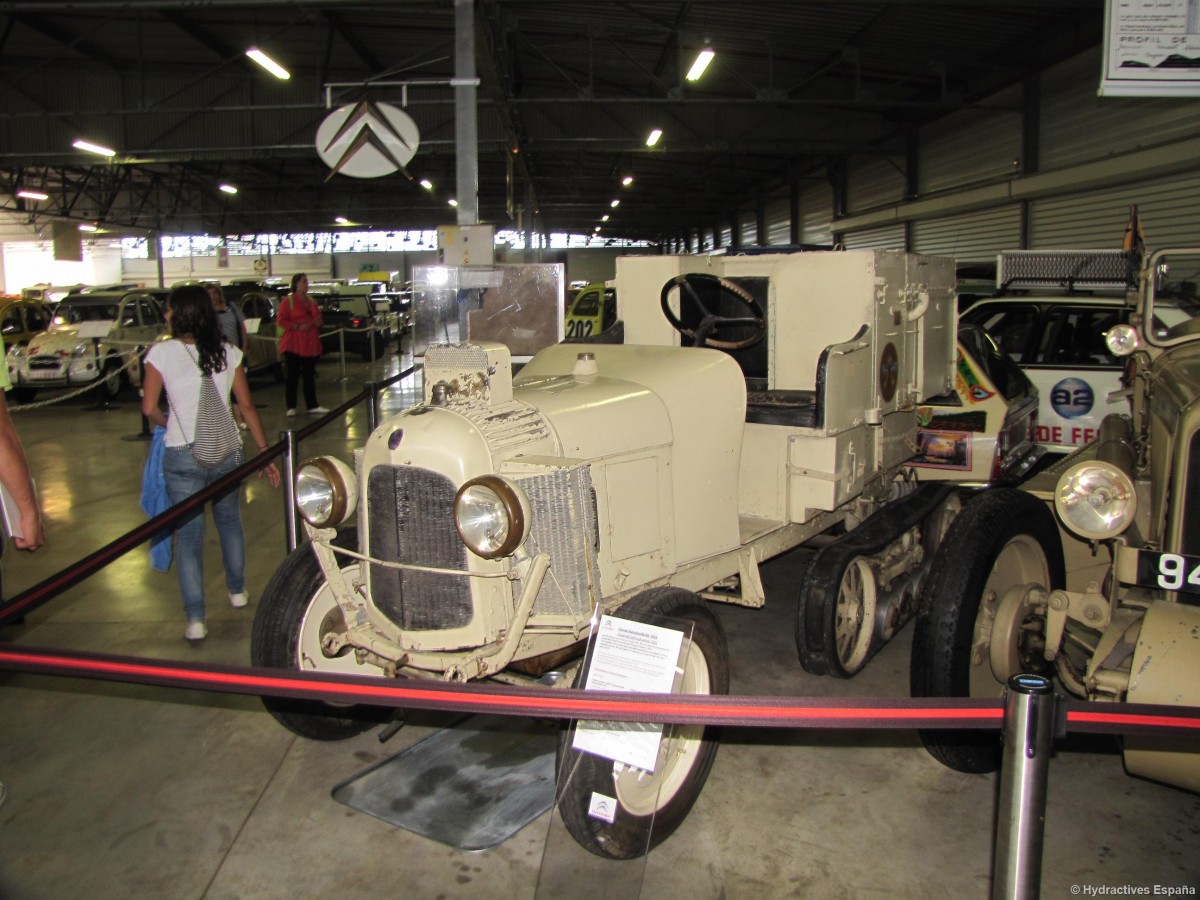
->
xmin=996 ymin=249 xmax=1134 ymax=292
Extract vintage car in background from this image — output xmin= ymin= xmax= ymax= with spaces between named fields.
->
xmin=235 ymin=288 xmax=285 ymax=380
xmin=564 ymin=281 xmax=617 ymax=340
xmin=251 ymin=249 xmax=1040 ymax=860
xmin=912 ymin=246 xmax=1200 ymax=795
xmin=310 ymin=286 xmax=398 ymax=361
xmin=0 ymin=296 xmax=52 ymax=352
xmin=6 ymin=288 xmax=169 ymax=402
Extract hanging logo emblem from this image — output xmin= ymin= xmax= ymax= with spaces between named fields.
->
xmin=316 ymin=99 xmax=419 ymax=180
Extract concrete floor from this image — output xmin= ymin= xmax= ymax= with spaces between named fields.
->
xmin=1 ymin=347 xmax=1197 ymax=899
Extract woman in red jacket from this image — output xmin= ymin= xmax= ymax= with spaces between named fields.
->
xmin=277 ymin=272 xmax=328 ymax=416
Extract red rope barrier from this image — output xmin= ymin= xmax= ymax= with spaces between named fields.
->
xmin=1 ymin=644 xmax=1197 ymax=735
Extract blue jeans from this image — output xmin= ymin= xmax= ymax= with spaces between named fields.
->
xmin=162 ymin=446 xmax=245 ymax=622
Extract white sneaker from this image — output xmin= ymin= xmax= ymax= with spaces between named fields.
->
xmin=308 ymin=406 xmax=330 ymax=415
xmin=229 ymin=591 xmax=249 ymax=608
xmin=286 ymin=408 xmax=297 ymax=417
xmin=185 ymin=620 xmax=207 ymax=641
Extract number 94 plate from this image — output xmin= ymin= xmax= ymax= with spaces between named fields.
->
xmin=1135 ymin=550 xmax=1200 ymax=593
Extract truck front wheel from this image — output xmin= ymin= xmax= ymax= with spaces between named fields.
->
xmin=251 ymin=526 xmax=390 ymax=740
xmin=556 ymin=587 xmax=729 ymax=859
xmin=910 ymin=488 xmax=1063 ymax=773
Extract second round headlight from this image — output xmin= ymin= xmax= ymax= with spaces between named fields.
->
xmin=1055 ymin=460 xmax=1136 ymax=540
xmin=454 ymin=475 xmax=529 ymax=559
xmin=295 ymin=456 xmax=358 ymax=528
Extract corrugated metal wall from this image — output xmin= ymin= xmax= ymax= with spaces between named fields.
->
xmin=765 ymin=196 xmax=791 ymax=245
xmin=918 ymin=84 xmax=1023 ymax=194
xmin=799 ymin=180 xmax=834 ymax=247
xmin=846 ymin=155 xmax=907 ymax=211
xmin=1039 ymin=51 xmax=1200 ymax=171
xmin=840 ymin=223 xmax=905 ymax=251
xmin=1030 ymin=171 xmax=1200 ymax=248
xmin=912 ymin=205 xmax=1022 ymax=262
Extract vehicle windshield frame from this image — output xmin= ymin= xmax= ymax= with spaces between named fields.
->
xmin=1142 ymin=248 xmax=1200 ymax=349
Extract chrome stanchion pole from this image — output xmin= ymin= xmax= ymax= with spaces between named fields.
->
xmin=337 ymin=328 xmax=347 ymax=380
xmin=368 ymin=323 xmax=376 ymax=365
xmin=282 ymin=429 xmax=300 ymax=553
xmin=993 ymin=673 xmax=1056 ymax=900
xmin=365 ymin=379 xmax=379 ymax=432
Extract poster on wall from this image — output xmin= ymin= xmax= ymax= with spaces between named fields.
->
xmin=1101 ymin=0 xmax=1200 ymax=96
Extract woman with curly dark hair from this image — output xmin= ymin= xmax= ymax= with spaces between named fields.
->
xmin=141 ymin=284 xmax=280 ymax=641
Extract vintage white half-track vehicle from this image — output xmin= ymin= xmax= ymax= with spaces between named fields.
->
xmin=252 ymin=250 xmax=1040 ymax=858
xmin=911 ymin=247 xmax=1200 ymax=792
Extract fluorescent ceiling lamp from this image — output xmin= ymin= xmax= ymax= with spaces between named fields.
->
xmin=622 ymin=176 xmax=634 ymax=187
xmin=219 ymin=183 xmax=238 ymax=195
xmin=686 ymin=48 xmax=716 ymax=82
xmin=334 ymin=216 xmax=350 ymax=225
xmin=78 ymin=223 xmax=98 ymax=232
xmin=73 ymin=139 xmax=115 ymax=157
xmin=246 ymin=47 xmax=290 ymax=80
xmin=594 ymin=226 xmax=601 ymax=232
xmin=17 ymin=190 xmax=49 ymax=201
xmin=610 ymin=199 xmax=620 ymax=208
xmin=419 ymin=179 xmax=434 ymax=190
xmin=645 ymin=128 xmax=662 ymax=147
xmin=448 ymin=198 xmax=459 ymax=207
xmin=601 ymin=214 xmax=610 ymax=222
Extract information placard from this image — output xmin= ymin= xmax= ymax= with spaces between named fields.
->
xmin=571 ymin=615 xmax=684 ymax=771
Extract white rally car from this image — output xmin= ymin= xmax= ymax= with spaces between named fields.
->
xmin=958 ymin=250 xmax=1138 ymax=453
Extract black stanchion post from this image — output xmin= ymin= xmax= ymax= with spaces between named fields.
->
xmin=365 ymin=379 xmax=378 ymax=432
xmin=993 ymin=674 xmax=1056 ymax=900
xmin=87 ymin=338 xmax=117 ymax=411
xmin=282 ymin=429 xmax=299 ymax=553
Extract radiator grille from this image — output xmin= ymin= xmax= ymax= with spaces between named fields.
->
xmin=515 ymin=465 xmax=600 ymax=618
xmin=367 ymin=466 xmax=473 ymax=631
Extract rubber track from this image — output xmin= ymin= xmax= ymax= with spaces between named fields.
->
xmin=797 ymin=481 xmax=955 ymax=677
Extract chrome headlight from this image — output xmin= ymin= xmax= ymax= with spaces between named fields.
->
xmin=454 ymin=475 xmax=530 ymax=559
xmin=295 ymin=456 xmax=357 ymax=528
xmin=1055 ymin=460 xmax=1136 ymax=540
xmin=1105 ymin=324 xmax=1139 ymax=357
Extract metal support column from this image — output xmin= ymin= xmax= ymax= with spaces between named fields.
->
xmin=454 ymin=0 xmax=479 ymax=225
xmin=993 ymin=673 xmax=1057 ymax=900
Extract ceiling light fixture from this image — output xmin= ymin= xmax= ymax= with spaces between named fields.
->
xmin=610 ymin=199 xmax=620 ymax=208
xmin=246 ymin=47 xmax=291 ymax=80
xmin=686 ymin=48 xmax=716 ymax=82
xmin=17 ymin=190 xmax=49 ymax=201
xmin=420 ymin=179 xmax=434 ymax=190
xmin=219 ymin=184 xmax=239 ymax=195
xmin=78 ymin=223 xmax=98 ymax=232
xmin=335 ymin=216 xmax=350 ymax=225
xmin=601 ymin=214 xmax=610 ymax=222
xmin=622 ymin=176 xmax=634 ymax=187
xmin=73 ymin=139 xmax=116 ymax=157
xmin=645 ymin=128 xmax=662 ymax=147
xmin=448 ymin=198 xmax=459 ymax=207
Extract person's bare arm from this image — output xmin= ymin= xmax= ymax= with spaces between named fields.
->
xmin=231 ymin=366 xmax=281 ymax=489
xmin=0 ymin=391 xmax=43 ymax=550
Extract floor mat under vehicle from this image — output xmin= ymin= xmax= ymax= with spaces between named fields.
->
xmin=332 ymin=714 xmax=559 ymax=850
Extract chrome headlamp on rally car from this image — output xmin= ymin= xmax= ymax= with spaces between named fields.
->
xmin=454 ymin=474 xmax=530 ymax=559
xmin=1054 ymin=414 xmax=1137 ymax=540
xmin=295 ymin=456 xmax=358 ymax=527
